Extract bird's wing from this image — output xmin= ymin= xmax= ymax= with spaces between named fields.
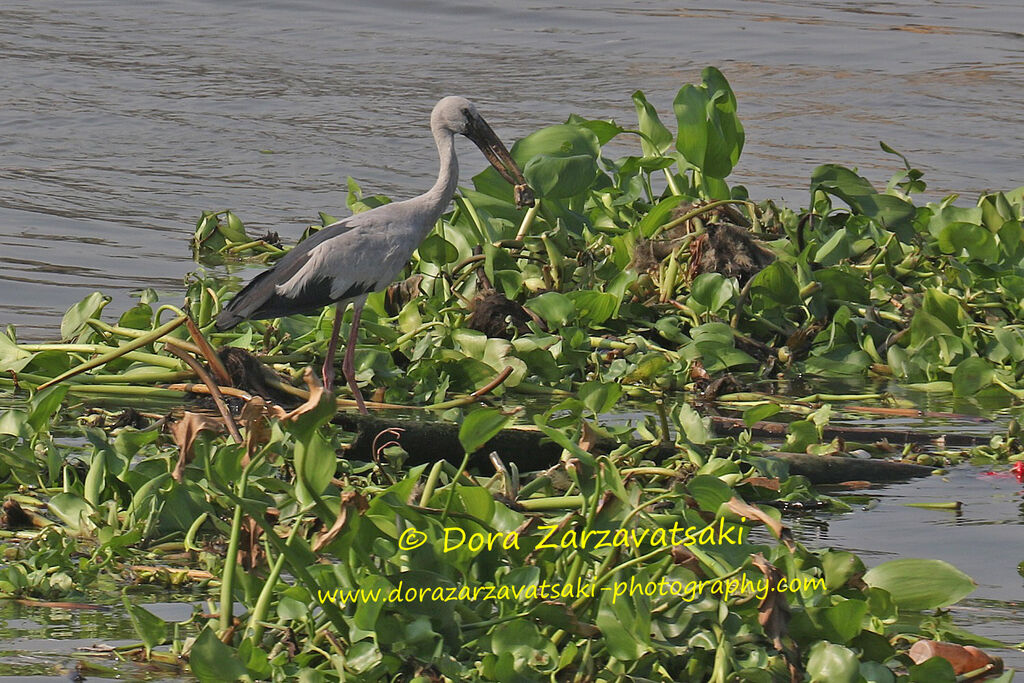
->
xmin=215 ymin=215 xmax=375 ymax=328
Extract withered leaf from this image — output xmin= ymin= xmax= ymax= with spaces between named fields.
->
xmin=312 ymin=491 xmax=369 ymax=552
xmin=169 ymin=412 xmax=225 ymax=482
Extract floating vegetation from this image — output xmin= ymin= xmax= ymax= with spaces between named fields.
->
xmin=1 ymin=68 xmax=1022 ymax=681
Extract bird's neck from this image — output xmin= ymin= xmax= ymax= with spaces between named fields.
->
xmin=419 ymin=124 xmax=459 ymax=231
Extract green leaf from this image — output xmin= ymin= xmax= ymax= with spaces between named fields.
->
xmin=951 ymin=357 xmax=993 ymax=397
xmin=743 ymin=403 xmax=780 ymax=427
xmin=27 ymin=385 xmax=68 ymax=433
xmin=863 ymin=558 xmax=975 ymax=610
xmin=596 ymin=590 xmax=651 ymax=661
xmin=806 ymin=641 xmax=860 ymax=683
xmin=47 ymin=493 xmax=93 ymax=531
xmin=811 ymin=164 xmax=915 ymax=235
xmin=688 ymin=272 xmax=735 ymax=315
xmin=123 ymin=599 xmax=168 ymax=655
xmin=523 ymin=154 xmax=600 ymax=199
xmin=222 ymin=211 xmax=249 ymax=243
xmin=510 ymin=124 xmax=601 ymax=200
xmin=578 ymin=381 xmax=621 ymax=415
xmin=188 ymin=625 xmax=250 ymax=683
xmin=632 ymin=90 xmax=674 ymax=156
xmin=458 ymin=407 xmax=512 ymax=454
xmin=352 ymin=575 xmax=395 ymax=631
xmin=289 ymin=391 xmax=339 ymax=506
xmin=908 ymin=656 xmax=956 ymax=683
xmin=637 ymin=195 xmax=688 ymax=237
xmin=566 ymin=290 xmax=617 ymax=325
xmin=821 ymin=550 xmax=866 ymax=591
xmin=526 ymin=292 xmax=575 ymax=328
xmin=687 ymin=475 xmax=733 ymax=513
xmin=61 ymin=292 xmax=110 ymax=341
xmin=676 ymin=403 xmax=709 ymax=444
xmin=673 ymin=67 xmax=744 ymax=179
xmin=938 ymin=221 xmax=998 ymax=262
xmin=417 ymin=233 xmax=459 ymax=264
xmin=749 ymin=262 xmax=800 ymax=307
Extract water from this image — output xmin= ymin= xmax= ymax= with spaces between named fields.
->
xmin=797 ymin=466 xmax=1024 ymax=669
xmin=2 ymin=0 xmax=1022 ymax=338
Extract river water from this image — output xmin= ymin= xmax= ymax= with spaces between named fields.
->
xmin=2 ymin=0 xmax=1022 ymax=338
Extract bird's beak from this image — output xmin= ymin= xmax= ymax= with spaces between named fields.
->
xmin=466 ymin=114 xmax=535 ymax=209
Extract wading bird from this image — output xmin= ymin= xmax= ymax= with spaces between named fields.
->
xmin=215 ymin=96 xmax=534 ymax=414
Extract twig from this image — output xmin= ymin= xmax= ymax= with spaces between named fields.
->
xmin=165 ymin=347 xmax=243 ymax=445
xmin=185 ymin=317 xmax=233 ymax=386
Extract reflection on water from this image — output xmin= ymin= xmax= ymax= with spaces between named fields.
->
xmin=796 ymin=466 xmax=1024 ymax=669
xmin=2 ymin=0 xmax=1022 ymax=337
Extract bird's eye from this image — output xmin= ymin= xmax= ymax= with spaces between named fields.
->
xmin=461 ymin=108 xmax=471 ymax=119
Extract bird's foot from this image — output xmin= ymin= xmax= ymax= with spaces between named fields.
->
xmin=349 ymin=380 xmax=368 ymax=415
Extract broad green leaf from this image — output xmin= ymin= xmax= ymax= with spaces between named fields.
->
xmin=908 ymin=656 xmax=956 ymax=683
xmin=566 ymin=290 xmax=617 ymax=325
xmin=632 ymin=90 xmax=674 ymax=156
xmin=951 ymin=357 xmax=993 ymax=396
xmin=417 ymin=233 xmax=459 ymax=264
xmin=578 ymin=381 xmax=622 ymax=415
xmin=807 ymin=641 xmax=860 ymax=683
xmin=47 ymin=493 xmax=93 ymax=531
xmin=61 ymin=292 xmax=110 ymax=341
xmin=27 ymin=385 xmax=68 ymax=433
xmin=459 ymin=407 xmax=512 ymax=454
xmin=188 ymin=625 xmax=250 ymax=683
xmin=352 ymin=575 xmax=395 ymax=630
xmin=687 ymin=475 xmax=733 ymax=513
xmin=863 ymin=558 xmax=975 ymax=610
xmin=123 ymin=600 xmax=167 ymax=655
xmin=673 ymin=67 xmax=744 ymax=179
xmin=811 ymin=164 xmax=915 ymax=235
xmin=510 ymin=124 xmax=601 ymax=200
xmin=523 ymin=154 xmax=599 ymax=199
xmin=743 ymin=403 xmax=780 ymax=427
xmin=749 ymin=262 xmax=800 ymax=307
xmin=526 ymin=291 xmax=575 ymax=327
xmin=821 ymin=550 xmax=866 ymax=591
xmin=688 ymin=272 xmax=735 ymax=315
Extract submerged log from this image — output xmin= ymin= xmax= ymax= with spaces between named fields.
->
xmin=707 ymin=415 xmax=992 ymax=448
xmin=331 ymin=413 xmax=934 ymax=484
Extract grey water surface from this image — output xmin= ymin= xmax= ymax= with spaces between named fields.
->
xmin=2 ymin=0 xmax=1022 ymax=338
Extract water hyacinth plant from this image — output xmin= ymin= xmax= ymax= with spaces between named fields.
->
xmin=1 ymin=68 xmax=1022 ymax=681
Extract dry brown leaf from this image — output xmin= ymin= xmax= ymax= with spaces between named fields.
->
xmin=2 ymin=499 xmax=47 ymax=529
xmin=238 ymin=396 xmax=274 ymax=465
xmin=578 ymin=421 xmax=599 ymax=453
xmin=169 ymin=412 xmax=225 ymax=482
xmin=740 ymin=476 xmax=781 ymax=491
xmin=284 ymin=368 xmax=332 ymax=421
xmin=238 ymin=515 xmax=264 ymax=570
xmin=312 ymin=491 xmax=369 ymax=552
xmin=908 ymin=640 xmax=1002 ymax=676
xmin=750 ymin=552 xmax=801 ymax=683
xmin=670 ymin=545 xmax=704 ymax=576
xmin=725 ymin=497 xmax=795 ymax=550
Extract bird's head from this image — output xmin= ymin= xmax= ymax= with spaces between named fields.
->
xmin=432 ymin=96 xmax=535 ymax=208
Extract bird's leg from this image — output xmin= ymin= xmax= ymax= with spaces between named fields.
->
xmin=321 ymin=302 xmax=344 ymax=394
xmin=342 ymin=301 xmax=368 ymax=414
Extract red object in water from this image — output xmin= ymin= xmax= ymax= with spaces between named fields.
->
xmin=980 ymin=462 xmax=1024 ymax=483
